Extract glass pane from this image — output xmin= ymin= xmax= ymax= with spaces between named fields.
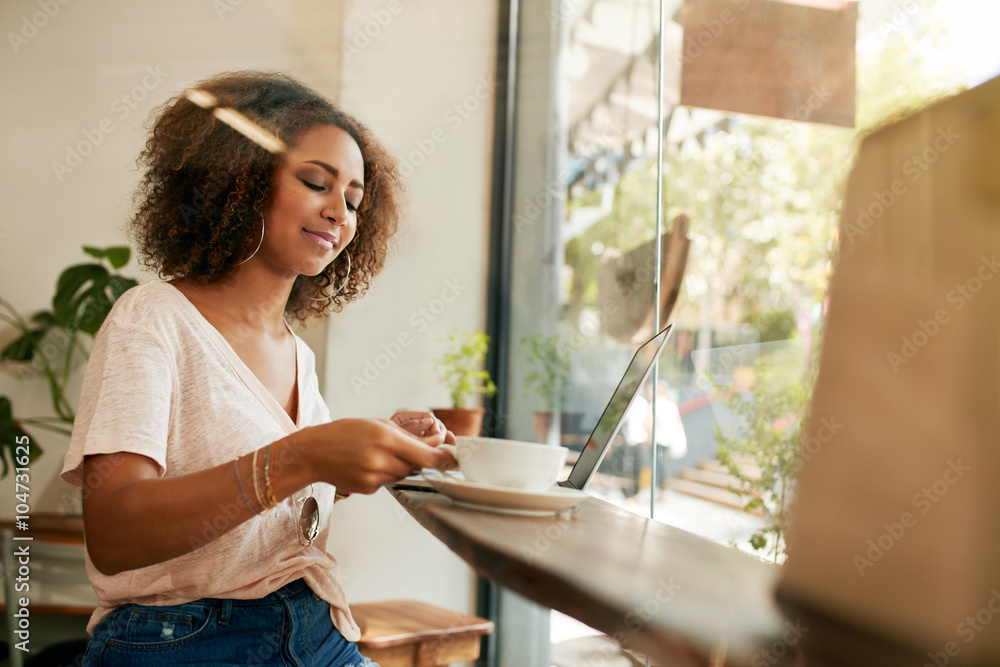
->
xmin=505 ymin=0 xmax=668 ymax=660
xmin=505 ymin=0 xmax=1000 ymax=659
xmin=506 ymin=0 xmax=666 ymax=454
xmin=649 ymin=0 xmax=999 ymax=565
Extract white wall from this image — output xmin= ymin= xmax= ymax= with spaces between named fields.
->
xmin=326 ymin=1 xmax=498 ymax=417
xmin=0 ymin=0 xmax=496 ymax=621
xmin=323 ymin=0 xmax=499 ymax=616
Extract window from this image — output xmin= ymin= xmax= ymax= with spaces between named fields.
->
xmin=489 ymin=0 xmax=999 ymax=661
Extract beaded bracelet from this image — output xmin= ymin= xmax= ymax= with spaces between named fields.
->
xmin=233 ymin=457 xmax=255 ymax=514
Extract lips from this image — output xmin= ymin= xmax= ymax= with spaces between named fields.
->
xmin=304 ymin=229 xmax=338 ymax=250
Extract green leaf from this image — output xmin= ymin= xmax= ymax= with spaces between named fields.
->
xmin=749 ymin=533 xmax=768 ymax=551
xmin=0 ymin=395 xmax=13 ymax=422
xmin=69 ymin=276 xmax=111 ymax=332
xmin=1 ymin=329 xmax=42 ymax=362
xmin=105 ymin=246 xmax=131 ymax=270
xmin=52 ymin=264 xmax=108 ymax=326
xmin=70 ymin=273 xmax=136 ymax=335
xmin=82 ymin=245 xmax=130 ymax=269
xmin=744 ymin=497 xmax=764 ymax=511
xmin=108 ymin=275 xmax=138 ymax=300
xmin=31 ymin=311 xmax=58 ymax=327
xmin=0 ymin=396 xmax=42 ymax=479
xmin=435 ymin=330 xmax=495 ymax=408
xmin=76 ymin=290 xmax=112 ymax=335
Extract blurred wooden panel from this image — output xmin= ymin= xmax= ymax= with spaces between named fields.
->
xmin=780 ymin=75 xmax=1000 ymax=664
xmin=680 ymin=0 xmax=856 ymax=127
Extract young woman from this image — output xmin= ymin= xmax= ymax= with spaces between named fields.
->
xmin=61 ymin=70 xmax=455 ymax=667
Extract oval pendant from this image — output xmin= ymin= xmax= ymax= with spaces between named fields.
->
xmin=298 ymin=496 xmax=320 ymax=546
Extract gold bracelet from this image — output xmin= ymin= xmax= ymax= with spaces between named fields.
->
xmin=263 ymin=443 xmax=277 ymax=509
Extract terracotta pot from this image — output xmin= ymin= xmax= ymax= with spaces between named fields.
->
xmin=533 ymin=411 xmax=553 ymax=443
xmin=432 ymin=407 xmax=484 ymax=437
xmin=534 ymin=411 xmax=586 ymax=444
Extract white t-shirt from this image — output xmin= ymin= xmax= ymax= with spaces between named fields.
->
xmin=61 ymin=282 xmax=359 ymax=640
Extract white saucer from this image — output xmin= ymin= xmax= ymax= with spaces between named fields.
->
xmin=421 ymin=472 xmax=588 ymax=516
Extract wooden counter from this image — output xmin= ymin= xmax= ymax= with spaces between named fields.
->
xmin=392 ymin=489 xmax=785 ymax=666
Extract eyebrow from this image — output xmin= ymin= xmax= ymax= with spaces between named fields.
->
xmin=304 ymin=160 xmax=364 ymax=190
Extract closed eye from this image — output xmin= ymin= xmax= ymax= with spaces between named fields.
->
xmin=300 ymin=179 xmax=324 ymax=192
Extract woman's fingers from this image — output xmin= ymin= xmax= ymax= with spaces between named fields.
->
xmin=351 ymin=451 xmax=417 ymax=493
xmin=349 ymin=419 xmax=453 ymax=481
xmin=439 ymin=419 xmax=457 ymax=445
xmin=388 ymin=411 xmax=457 ymax=447
xmin=390 ymin=411 xmax=433 ymax=431
xmin=301 ymin=418 xmax=457 ymax=493
xmin=380 ymin=421 xmax=453 ymax=470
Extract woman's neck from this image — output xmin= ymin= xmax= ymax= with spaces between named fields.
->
xmin=171 ymin=267 xmax=294 ymax=335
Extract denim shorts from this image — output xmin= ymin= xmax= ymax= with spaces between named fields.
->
xmin=84 ymin=579 xmax=377 ymax=667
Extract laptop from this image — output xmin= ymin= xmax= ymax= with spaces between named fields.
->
xmin=393 ymin=324 xmax=673 ymax=492
xmin=558 ymin=324 xmax=672 ymax=490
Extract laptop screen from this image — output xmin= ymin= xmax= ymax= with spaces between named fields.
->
xmin=560 ymin=325 xmax=673 ymax=490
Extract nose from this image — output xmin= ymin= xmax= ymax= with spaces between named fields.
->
xmin=323 ymin=204 xmax=348 ymax=226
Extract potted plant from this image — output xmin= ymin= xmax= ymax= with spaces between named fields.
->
xmin=432 ymin=330 xmax=497 ymax=437
xmin=0 ymin=246 xmax=137 ymax=476
xmin=519 ymin=334 xmax=577 ymax=443
xmin=713 ymin=345 xmax=816 ymax=563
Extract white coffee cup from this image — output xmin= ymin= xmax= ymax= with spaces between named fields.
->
xmin=440 ymin=436 xmax=567 ymax=491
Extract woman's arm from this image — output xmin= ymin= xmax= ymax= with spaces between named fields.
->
xmin=83 ymin=418 xmax=452 ymax=575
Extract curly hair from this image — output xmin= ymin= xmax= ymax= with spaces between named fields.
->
xmin=128 ymin=70 xmax=404 ymax=323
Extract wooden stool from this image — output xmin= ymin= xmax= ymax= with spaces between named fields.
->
xmin=352 ymin=600 xmax=493 ymax=667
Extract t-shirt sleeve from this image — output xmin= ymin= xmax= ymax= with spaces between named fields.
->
xmin=61 ymin=320 xmax=175 ymax=487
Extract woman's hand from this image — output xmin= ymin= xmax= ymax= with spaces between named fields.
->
xmin=390 ymin=411 xmax=456 ymax=446
xmin=295 ymin=417 xmax=454 ymax=494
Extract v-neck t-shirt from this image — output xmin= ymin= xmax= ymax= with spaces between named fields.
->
xmin=61 ymin=281 xmax=359 ymax=640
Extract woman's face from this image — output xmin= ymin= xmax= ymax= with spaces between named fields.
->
xmin=258 ymin=124 xmax=364 ymax=278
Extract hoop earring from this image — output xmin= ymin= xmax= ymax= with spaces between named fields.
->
xmin=233 ymin=214 xmax=265 ymax=266
xmin=306 ymin=251 xmax=351 ymax=302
